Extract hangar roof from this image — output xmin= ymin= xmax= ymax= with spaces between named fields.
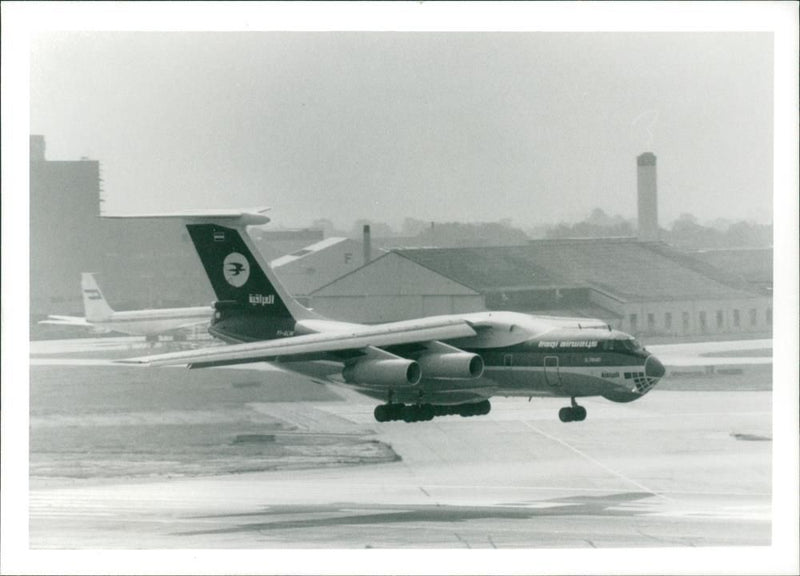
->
xmin=311 ymin=251 xmax=480 ymax=297
xmin=690 ymin=247 xmax=773 ymax=287
xmin=395 ymin=238 xmax=760 ymax=303
xmin=271 ymin=237 xmax=350 ymax=268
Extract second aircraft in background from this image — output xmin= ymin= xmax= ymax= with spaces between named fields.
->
xmin=41 ymin=272 xmax=213 ymax=341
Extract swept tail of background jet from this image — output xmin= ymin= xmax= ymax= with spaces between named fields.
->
xmin=81 ymin=272 xmax=115 ymax=323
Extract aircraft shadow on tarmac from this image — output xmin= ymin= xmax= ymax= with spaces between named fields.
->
xmin=179 ymin=491 xmax=657 ymax=536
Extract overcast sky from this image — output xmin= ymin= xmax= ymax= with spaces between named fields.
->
xmin=30 ymin=30 xmax=773 ymax=230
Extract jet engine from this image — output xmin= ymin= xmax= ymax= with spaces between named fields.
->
xmin=417 ymin=351 xmax=484 ymax=379
xmin=342 ymin=359 xmax=421 ymax=387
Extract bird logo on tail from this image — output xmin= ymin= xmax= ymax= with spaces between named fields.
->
xmin=223 ymin=252 xmax=250 ymax=287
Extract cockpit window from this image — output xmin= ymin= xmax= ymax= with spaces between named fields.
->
xmin=619 ymin=338 xmax=644 ymax=352
xmin=602 ymin=338 xmax=645 ymax=353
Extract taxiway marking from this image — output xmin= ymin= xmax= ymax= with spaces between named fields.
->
xmin=520 ymin=420 xmax=669 ymax=500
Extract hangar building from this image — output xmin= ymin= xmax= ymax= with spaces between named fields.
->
xmin=691 ymin=247 xmax=773 ymax=295
xmin=270 ymin=233 xmax=383 ymax=300
xmin=305 ymin=251 xmax=484 ymax=323
xmin=30 ymin=135 xmax=213 ymax=317
xmin=308 ymin=239 xmax=771 ymax=337
xmin=30 ymin=135 xmax=105 ymax=315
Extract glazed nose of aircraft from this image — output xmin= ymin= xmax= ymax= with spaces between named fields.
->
xmin=645 ymin=354 xmax=666 ymax=379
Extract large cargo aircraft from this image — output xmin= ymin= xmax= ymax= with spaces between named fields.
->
xmin=41 ymin=272 xmax=213 ymax=340
xmin=118 ymin=209 xmax=665 ymax=423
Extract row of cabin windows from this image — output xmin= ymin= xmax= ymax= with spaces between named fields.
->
xmin=629 ymin=307 xmax=772 ymax=332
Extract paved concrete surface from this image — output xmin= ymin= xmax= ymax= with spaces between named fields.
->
xmin=12 ymin=336 xmax=795 ymax=574
xmin=29 ymin=374 xmax=772 ymax=548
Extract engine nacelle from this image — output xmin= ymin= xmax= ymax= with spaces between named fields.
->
xmin=417 ymin=352 xmax=484 ymax=379
xmin=342 ymin=359 xmax=421 ymax=387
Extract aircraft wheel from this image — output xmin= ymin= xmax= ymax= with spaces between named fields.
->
xmin=457 ymin=402 xmax=487 ymax=417
xmin=559 ymin=407 xmax=574 ymax=423
xmin=574 ymin=406 xmax=587 ymax=421
xmin=400 ymin=405 xmax=413 ymax=423
xmin=386 ymin=404 xmax=403 ymax=420
xmin=432 ymin=405 xmax=449 ymax=417
xmin=374 ymin=405 xmax=389 ymax=422
xmin=402 ymin=405 xmax=433 ymax=422
xmin=420 ymin=404 xmax=435 ymax=421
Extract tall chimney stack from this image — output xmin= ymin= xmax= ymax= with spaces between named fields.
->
xmin=362 ymin=224 xmax=372 ymax=265
xmin=636 ymin=152 xmax=659 ymax=242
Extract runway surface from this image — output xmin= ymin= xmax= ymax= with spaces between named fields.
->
xmin=28 ymin=337 xmax=772 ymax=549
xmin=648 ymin=338 xmax=772 ymax=366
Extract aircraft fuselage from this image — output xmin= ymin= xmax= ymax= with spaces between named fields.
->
xmin=97 ymin=306 xmax=213 ymax=337
xmin=241 ymin=311 xmax=665 ymax=410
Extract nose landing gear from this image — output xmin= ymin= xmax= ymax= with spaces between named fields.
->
xmin=558 ymin=397 xmax=587 ymax=423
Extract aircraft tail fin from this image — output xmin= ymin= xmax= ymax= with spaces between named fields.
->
xmin=81 ymin=273 xmax=114 ymax=322
xmin=102 ymin=208 xmax=319 ymax=341
xmin=185 ymin=222 xmax=319 ymax=341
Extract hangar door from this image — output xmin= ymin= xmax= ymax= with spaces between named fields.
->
xmin=422 ymin=295 xmax=453 ymax=317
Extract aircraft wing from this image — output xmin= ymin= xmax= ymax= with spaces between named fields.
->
xmin=39 ymin=315 xmax=92 ymax=327
xmin=117 ymin=317 xmax=477 ymax=368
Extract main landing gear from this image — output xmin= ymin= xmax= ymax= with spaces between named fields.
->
xmin=558 ymin=397 xmax=587 ymax=423
xmin=374 ymin=400 xmax=491 ymax=423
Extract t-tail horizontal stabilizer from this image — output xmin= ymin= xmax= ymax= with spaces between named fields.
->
xmin=103 ymin=207 xmax=271 ymax=226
